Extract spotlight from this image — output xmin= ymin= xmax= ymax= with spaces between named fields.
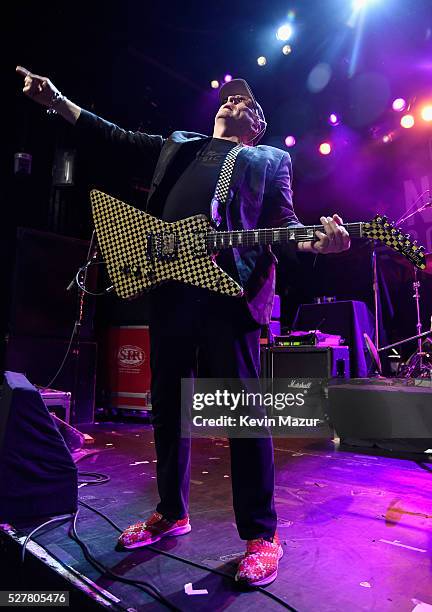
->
xmin=400 ymin=114 xmax=415 ymax=129
xmin=421 ymin=104 xmax=432 ymax=122
xmin=382 ymin=134 xmax=392 ymax=143
xmin=224 ymin=74 xmax=232 ymax=83
xmin=276 ymin=24 xmax=293 ymax=42
xmin=328 ymin=113 xmax=340 ymax=126
xmin=319 ymin=142 xmax=332 ymax=155
xmin=392 ymin=98 xmax=406 ymax=112
xmin=285 ymin=135 xmax=296 ymax=147
xmin=282 ymin=45 xmax=292 ymax=55
xmin=257 ymin=56 xmax=267 ymax=67
xmin=352 ymin=0 xmax=377 ymax=10
xmin=352 ymin=0 xmax=367 ymax=9
xmin=210 ymin=80 xmax=219 ymax=89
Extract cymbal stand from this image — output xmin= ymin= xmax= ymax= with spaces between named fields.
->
xmin=387 ymin=197 xmax=432 ymax=378
xmin=413 ymin=267 xmax=423 ymax=361
xmin=398 ymin=266 xmax=432 ymax=378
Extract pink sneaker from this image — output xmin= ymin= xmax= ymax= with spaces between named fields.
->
xmin=235 ymin=532 xmax=283 ymax=587
xmin=118 ymin=512 xmax=191 ymax=549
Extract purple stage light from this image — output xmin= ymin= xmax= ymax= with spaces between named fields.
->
xmin=224 ymin=74 xmax=232 ymax=83
xmin=392 ymin=98 xmax=406 ymax=112
xmin=329 ymin=113 xmax=340 ymax=126
xmin=285 ymin=135 xmax=296 ymax=147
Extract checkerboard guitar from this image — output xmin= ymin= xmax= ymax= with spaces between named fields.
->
xmin=90 ymin=190 xmax=426 ymax=300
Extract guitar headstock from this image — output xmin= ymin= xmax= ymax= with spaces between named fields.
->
xmin=363 ymin=215 xmax=426 ymax=270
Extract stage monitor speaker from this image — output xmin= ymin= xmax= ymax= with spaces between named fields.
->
xmin=327 ymin=378 xmax=432 ymax=452
xmin=0 ymin=371 xmax=78 ymax=522
xmin=4 ymin=336 xmax=96 ymax=425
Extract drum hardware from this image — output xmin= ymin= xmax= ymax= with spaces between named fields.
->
xmin=365 ymin=251 xmax=432 ymax=378
xmin=364 ymin=328 xmax=432 ymax=377
xmin=367 ymin=197 xmax=432 ymax=378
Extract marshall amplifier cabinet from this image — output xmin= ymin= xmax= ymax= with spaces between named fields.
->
xmin=259 ymin=346 xmax=350 ymax=438
xmin=265 ymin=345 xmax=350 ymax=380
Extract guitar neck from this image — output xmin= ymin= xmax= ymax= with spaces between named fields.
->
xmin=207 ymin=222 xmax=363 ymax=251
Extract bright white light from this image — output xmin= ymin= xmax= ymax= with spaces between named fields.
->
xmin=319 ymin=142 xmax=332 ymax=155
xmin=421 ymin=104 xmax=432 ymax=122
xmin=210 ymin=80 xmax=219 ymax=89
xmin=400 ymin=114 xmax=415 ymax=129
xmin=392 ymin=98 xmax=406 ymax=112
xmin=352 ymin=0 xmax=379 ymax=10
xmin=276 ymin=24 xmax=293 ymax=42
xmin=257 ymin=56 xmax=267 ymax=66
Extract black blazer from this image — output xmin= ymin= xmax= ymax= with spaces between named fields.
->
xmin=76 ymin=110 xmax=301 ymax=324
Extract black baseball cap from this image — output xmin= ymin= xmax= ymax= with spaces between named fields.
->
xmin=218 ymin=78 xmax=267 ymax=145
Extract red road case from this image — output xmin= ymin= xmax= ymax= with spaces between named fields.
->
xmin=106 ymin=326 xmax=151 ymax=410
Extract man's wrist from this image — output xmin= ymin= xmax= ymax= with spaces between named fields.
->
xmin=46 ymin=91 xmax=66 ymax=115
xmin=297 ymin=240 xmax=319 ymax=254
xmin=46 ymin=95 xmax=81 ymax=125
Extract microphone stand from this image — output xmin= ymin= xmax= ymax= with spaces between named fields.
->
xmin=67 ymin=231 xmax=97 ymax=422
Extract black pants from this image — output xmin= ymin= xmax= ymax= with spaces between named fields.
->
xmin=148 ymin=283 xmax=277 ymax=540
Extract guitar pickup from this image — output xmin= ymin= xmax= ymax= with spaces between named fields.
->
xmin=154 ymin=232 xmax=178 ymax=261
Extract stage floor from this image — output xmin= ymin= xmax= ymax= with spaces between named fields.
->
xmin=5 ymin=421 xmax=432 ymax=611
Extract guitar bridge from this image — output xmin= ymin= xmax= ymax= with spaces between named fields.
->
xmin=193 ymin=233 xmax=207 ymax=256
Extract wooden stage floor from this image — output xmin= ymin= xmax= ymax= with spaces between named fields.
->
xmin=2 ymin=421 xmax=432 ymax=611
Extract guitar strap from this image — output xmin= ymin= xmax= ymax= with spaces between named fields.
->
xmin=210 ymin=143 xmax=244 ymax=227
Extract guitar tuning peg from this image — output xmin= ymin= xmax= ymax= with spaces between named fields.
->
xmin=419 ymin=245 xmax=425 ymax=252
xmin=404 ymin=234 xmax=411 ymax=239
xmin=381 ymin=215 xmax=387 ymax=222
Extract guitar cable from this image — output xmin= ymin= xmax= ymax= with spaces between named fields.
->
xmin=20 ymin=449 xmax=298 ymax=611
xmin=40 ymin=235 xmax=114 ymax=396
xmin=40 ymin=321 xmax=78 ymax=391
xmin=77 ymin=498 xmax=298 ymax=611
